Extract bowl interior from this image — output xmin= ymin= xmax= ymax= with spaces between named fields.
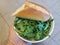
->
xmin=14 ymin=14 xmax=54 ymax=43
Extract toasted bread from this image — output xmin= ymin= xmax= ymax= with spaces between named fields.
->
xmin=12 ymin=1 xmax=50 ymax=21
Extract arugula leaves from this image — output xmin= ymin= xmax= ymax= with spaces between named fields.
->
xmin=14 ymin=17 xmax=53 ymax=41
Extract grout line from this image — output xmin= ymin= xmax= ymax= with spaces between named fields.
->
xmin=0 ymin=13 xmax=9 ymax=27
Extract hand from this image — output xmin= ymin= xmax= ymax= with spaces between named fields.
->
xmin=6 ymin=24 xmax=26 ymax=45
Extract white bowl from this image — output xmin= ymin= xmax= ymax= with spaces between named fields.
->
xmin=14 ymin=14 xmax=54 ymax=43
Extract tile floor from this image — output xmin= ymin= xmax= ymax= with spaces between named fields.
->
xmin=0 ymin=0 xmax=60 ymax=45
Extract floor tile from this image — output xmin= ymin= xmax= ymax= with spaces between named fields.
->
xmin=52 ymin=32 xmax=60 ymax=45
xmin=0 ymin=13 xmax=15 ymax=26
xmin=0 ymin=15 xmax=9 ymax=45
xmin=0 ymin=0 xmax=22 ymax=15
xmin=42 ymin=38 xmax=57 ymax=45
xmin=41 ymin=0 xmax=60 ymax=16
xmin=42 ymin=0 xmax=59 ymax=8
xmin=51 ymin=1 xmax=60 ymax=15
xmin=29 ymin=0 xmax=45 ymax=5
xmin=0 ymin=0 xmax=24 ymax=26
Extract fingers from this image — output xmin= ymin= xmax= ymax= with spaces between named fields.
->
xmin=8 ymin=23 xmax=26 ymax=45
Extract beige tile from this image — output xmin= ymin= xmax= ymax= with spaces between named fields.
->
xmin=0 ymin=0 xmax=23 ymax=26
xmin=0 ymin=15 xmax=9 ymax=45
xmin=0 ymin=0 xmax=24 ymax=15
xmin=1 ymin=14 xmax=15 ymax=26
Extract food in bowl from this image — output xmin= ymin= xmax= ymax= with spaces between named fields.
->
xmin=14 ymin=17 xmax=53 ymax=41
xmin=12 ymin=1 xmax=54 ymax=42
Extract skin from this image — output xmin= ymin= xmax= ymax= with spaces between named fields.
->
xmin=6 ymin=24 xmax=26 ymax=45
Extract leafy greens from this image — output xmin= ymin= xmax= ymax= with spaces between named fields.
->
xmin=14 ymin=17 xmax=53 ymax=41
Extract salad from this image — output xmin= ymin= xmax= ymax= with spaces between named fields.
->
xmin=14 ymin=17 xmax=53 ymax=41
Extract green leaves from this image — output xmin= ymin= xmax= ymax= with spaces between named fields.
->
xmin=35 ymin=32 xmax=42 ymax=40
xmin=14 ymin=17 xmax=53 ymax=41
xmin=37 ymin=23 xmax=44 ymax=32
xmin=44 ymin=22 xmax=49 ymax=30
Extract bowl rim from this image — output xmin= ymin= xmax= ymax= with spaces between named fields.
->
xmin=14 ymin=14 xmax=54 ymax=43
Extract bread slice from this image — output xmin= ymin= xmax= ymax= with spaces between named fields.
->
xmin=12 ymin=1 xmax=50 ymax=21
